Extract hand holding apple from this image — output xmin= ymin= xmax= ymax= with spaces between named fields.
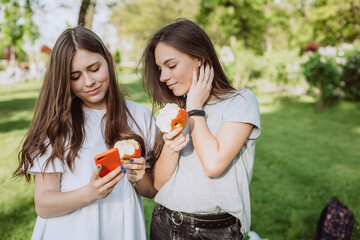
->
xmin=114 ymin=139 xmax=141 ymax=164
xmin=156 ymin=103 xmax=189 ymax=133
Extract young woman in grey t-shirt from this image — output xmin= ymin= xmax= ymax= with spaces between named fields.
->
xmin=140 ymin=19 xmax=261 ymax=240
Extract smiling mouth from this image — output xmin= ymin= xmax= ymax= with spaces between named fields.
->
xmin=167 ymin=83 xmax=176 ymax=89
xmin=86 ymin=86 xmax=101 ymax=93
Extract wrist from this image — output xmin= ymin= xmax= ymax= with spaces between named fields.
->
xmin=187 ymin=109 xmax=206 ymax=117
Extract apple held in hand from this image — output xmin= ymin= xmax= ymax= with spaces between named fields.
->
xmin=156 ymin=103 xmax=189 ymax=133
xmin=114 ymin=139 xmax=141 ymax=164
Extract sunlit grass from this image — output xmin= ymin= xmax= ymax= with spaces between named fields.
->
xmin=1 ymin=77 xmax=359 ymax=239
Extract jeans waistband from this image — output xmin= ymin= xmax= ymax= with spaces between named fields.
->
xmin=160 ymin=205 xmax=238 ymax=229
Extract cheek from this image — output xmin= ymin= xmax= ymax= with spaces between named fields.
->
xmin=70 ymin=81 xmax=82 ymax=94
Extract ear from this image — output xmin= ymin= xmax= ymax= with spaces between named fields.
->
xmin=195 ymin=58 xmax=205 ymax=67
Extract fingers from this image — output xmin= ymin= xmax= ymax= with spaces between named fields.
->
xmin=167 ymin=132 xmax=189 ymax=152
xmin=198 ymin=63 xmax=205 ymax=83
xmin=122 ymin=157 xmax=146 ymax=185
xmin=207 ymin=65 xmax=214 ymax=87
xmin=163 ymin=127 xmax=183 ymax=140
xmin=90 ymin=166 xmax=125 ymax=199
xmin=91 ymin=164 xmax=102 ymax=181
xmin=123 ymin=158 xmax=146 ymax=170
xmin=102 ymin=170 xmax=125 ymax=191
xmin=192 ymin=67 xmax=197 ymax=88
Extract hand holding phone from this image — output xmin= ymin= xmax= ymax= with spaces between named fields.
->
xmin=94 ymin=148 xmax=122 ymax=178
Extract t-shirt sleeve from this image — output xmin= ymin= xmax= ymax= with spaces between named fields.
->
xmin=27 ymin=144 xmax=64 ymax=175
xmin=222 ymin=89 xmax=261 ymax=139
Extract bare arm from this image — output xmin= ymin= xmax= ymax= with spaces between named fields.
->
xmin=186 ymin=63 xmax=254 ymax=177
xmin=189 ymin=118 xmax=253 ymax=177
xmin=152 ymin=128 xmax=189 ymax=191
xmin=34 ymin=166 xmax=124 ymax=218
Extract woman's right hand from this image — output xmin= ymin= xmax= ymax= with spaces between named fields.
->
xmin=163 ymin=127 xmax=190 ymax=153
xmin=88 ymin=165 xmax=125 ymax=200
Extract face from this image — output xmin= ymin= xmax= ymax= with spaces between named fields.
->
xmin=154 ymin=42 xmax=199 ymax=96
xmin=70 ymin=49 xmax=110 ymax=109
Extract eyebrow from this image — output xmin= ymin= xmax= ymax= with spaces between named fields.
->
xmin=71 ymin=61 xmax=100 ymax=74
xmin=162 ymin=58 xmax=176 ymax=65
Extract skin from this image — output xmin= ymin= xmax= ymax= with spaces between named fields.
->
xmin=34 ymin=49 xmax=154 ymax=218
xmin=153 ymin=43 xmax=254 ymax=190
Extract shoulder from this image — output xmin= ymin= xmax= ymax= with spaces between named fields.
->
xmin=218 ymin=89 xmax=258 ymax=107
xmin=125 ymin=100 xmax=152 ymax=115
xmin=125 ymin=100 xmax=154 ymax=122
xmin=232 ymin=89 xmax=258 ymax=102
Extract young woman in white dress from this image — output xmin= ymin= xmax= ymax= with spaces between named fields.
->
xmin=14 ymin=26 xmax=157 ymax=240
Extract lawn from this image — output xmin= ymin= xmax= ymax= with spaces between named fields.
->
xmin=0 ymin=75 xmax=359 ymax=239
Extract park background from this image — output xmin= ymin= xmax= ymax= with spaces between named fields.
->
xmin=1 ymin=0 xmax=359 ymax=239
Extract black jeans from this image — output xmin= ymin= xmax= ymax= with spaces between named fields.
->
xmin=150 ymin=204 xmax=244 ymax=240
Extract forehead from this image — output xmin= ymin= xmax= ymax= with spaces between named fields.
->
xmin=154 ymin=42 xmax=189 ymax=65
xmin=71 ymin=49 xmax=105 ymax=70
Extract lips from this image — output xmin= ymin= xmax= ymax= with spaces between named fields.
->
xmin=167 ymin=83 xmax=176 ymax=90
xmin=86 ymin=85 xmax=101 ymax=96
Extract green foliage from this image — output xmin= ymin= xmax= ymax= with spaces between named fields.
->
xmin=0 ymin=0 xmax=39 ymax=60
xmin=197 ymin=0 xmax=267 ymax=53
xmin=114 ymin=49 xmax=121 ymax=65
xmin=302 ymin=50 xmax=342 ymax=110
xmin=311 ymin=0 xmax=360 ymax=46
xmin=109 ymin=0 xmax=199 ymax=62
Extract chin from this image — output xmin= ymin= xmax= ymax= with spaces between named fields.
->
xmin=172 ymin=88 xmax=188 ymax=97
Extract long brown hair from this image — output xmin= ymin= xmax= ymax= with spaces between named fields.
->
xmin=14 ymin=26 xmax=145 ymax=181
xmin=140 ymin=19 xmax=235 ymax=165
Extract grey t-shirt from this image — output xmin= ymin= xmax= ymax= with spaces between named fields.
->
xmin=154 ymin=89 xmax=261 ymax=235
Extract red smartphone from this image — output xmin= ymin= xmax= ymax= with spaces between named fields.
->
xmin=94 ymin=148 xmax=122 ymax=178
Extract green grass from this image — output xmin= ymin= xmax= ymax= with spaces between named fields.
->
xmin=1 ymin=76 xmax=359 ymax=239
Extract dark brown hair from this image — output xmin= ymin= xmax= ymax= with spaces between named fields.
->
xmin=140 ymin=19 xmax=235 ymax=165
xmin=14 ymin=26 xmax=145 ymax=181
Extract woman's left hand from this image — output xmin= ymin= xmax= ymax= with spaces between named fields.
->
xmin=123 ymin=157 xmax=146 ymax=186
xmin=186 ymin=63 xmax=214 ymax=111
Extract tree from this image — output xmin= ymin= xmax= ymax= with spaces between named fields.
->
xmin=78 ymin=0 xmax=97 ymax=29
xmin=109 ymin=0 xmax=199 ymax=63
xmin=310 ymin=0 xmax=360 ymax=46
xmin=0 ymin=0 xmax=40 ymax=61
xmin=197 ymin=0 xmax=268 ymax=53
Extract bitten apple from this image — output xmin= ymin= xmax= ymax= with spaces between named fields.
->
xmin=156 ymin=103 xmax=189 ymax=133
xmin=114 ymin=139 xmax=141 ymax=164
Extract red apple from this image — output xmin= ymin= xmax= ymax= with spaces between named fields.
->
xmin=156 ymin=103 xmax=189 ymax=133
xmin=114 ymin=139 xmax=141 ymax=164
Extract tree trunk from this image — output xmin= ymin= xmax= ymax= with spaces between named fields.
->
xmin=78 ymin=0 xmax=91 ymax=27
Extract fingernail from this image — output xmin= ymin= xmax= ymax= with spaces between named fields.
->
xmin=123 ymin=170 xmax=127 ymax=174
xmin=130 ymin=159 xmax=134 ymax=162
xmin=97 ymin=164 xmax=101 ymax=168
xmin=193 ymin=67 xmax=196 ymax=71
xmin=120 ymin=165 xmax=124 ymax=170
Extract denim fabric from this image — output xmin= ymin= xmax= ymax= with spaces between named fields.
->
xmin=150 ymin=204 xmax=244 ymax=240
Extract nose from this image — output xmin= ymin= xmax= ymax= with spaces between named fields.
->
xmin=84 ymin=73 xmax=95 ymax=86
xmin=159 ymin=69 xmax=170 ymax=82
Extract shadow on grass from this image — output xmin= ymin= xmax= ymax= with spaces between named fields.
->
xmin=0 ymin=97 xmax=37 ymax=117
xmin=0 ymin=119 xmax=32 ymax=133
xmin=0 ymin=197 xmax=36 ymax=239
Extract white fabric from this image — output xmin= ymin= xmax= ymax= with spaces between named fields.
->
xmin=155 ymin=89 xmax=261 ymax=236
xmin=28 ymin=100 xmax=156 ymax=240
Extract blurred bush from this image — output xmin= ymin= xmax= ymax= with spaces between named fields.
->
xmin=301 ymin=42 xmax=360 ymax=110
xmin=340 ymin=42 xmax=360 ymax=101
